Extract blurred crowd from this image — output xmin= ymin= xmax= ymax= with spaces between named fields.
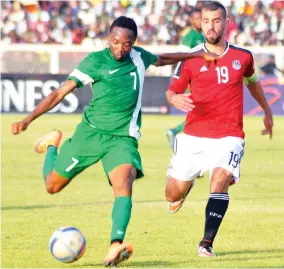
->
xmin=1 ymin=0 xmax=284 ymax=46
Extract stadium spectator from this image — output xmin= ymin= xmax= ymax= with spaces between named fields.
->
xmin=260 ymin=54 xmax=284 ymax=76
xmin=1 ymin=0 xmax=284 ymax=46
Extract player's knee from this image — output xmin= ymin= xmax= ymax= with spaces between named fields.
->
xmin=112 ymin=177 xmax=133 ymax=196
xmin=212 ymin=167 xmax=232 ymax=178
xmin=45 ymin=183 xmax=62 ymax=194
xmin=165 ymin=186 xmax=182 ymax=202
xmin=166 ymin=195 xmax=176 ymax=203
xmin=211 ymin=168 xmax=232 ymax=192
xmin=45 ymin=173 xmax=69 ymax=194
xmin=115 ymin=177 xmax=132 ymax=190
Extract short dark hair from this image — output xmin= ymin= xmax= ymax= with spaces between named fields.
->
xmin=202 ymin=1 xmax=227 ymax=19
xmin=190 ymin=8 xmax=202 ymax=17
xmin=110 ymin=16 xmax=138 ymax=40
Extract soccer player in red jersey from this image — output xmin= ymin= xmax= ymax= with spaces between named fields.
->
xmin=165 ymin=1 xmax=273 ymax=257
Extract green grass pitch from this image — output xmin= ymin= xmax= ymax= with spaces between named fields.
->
xmin=2 ymin=114 xmax=284 ymax=268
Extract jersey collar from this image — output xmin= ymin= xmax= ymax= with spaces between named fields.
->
xmin=203 ymin=41 xmax=230 ymax=57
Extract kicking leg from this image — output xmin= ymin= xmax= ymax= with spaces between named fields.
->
xmin=34 ymin=130 xmax=71 ymax=194
xmin=198 ymin=167 xmax=232 ymax=257
xmin=104 ymin=164 xmax=136 ymax=267
xmin=165 ymin=176 xmax=195 ymax=214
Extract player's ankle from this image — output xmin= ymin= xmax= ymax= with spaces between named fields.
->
xmin=110 ymin=240 xmax=122 ymax=246
xmin=47 ymin=145 xmax=57 ymax=149
xmin=199 ymin=239 xmax=213 ymax=248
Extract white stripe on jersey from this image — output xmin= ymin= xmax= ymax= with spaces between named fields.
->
xmin=69 ymin=68 xmax=94 ymax=86
xmin=228 ymin=42 xmax=253 ymax=54
xmin=129 ymin=48 xmax=145 ymax=140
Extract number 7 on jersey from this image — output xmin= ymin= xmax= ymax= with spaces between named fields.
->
xmin=130 ymin=72 xmax=137 ymax=90
xmin=65 ymin=157 xmax=79 ymax=172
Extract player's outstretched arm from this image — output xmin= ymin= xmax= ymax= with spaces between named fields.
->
xmin=153 ymin=51 xmax=219 ymax=66
xmin=11 ymin=80 xmax=78 ymax=135
xmin=246 ymin=80 xmax=273 ymax=139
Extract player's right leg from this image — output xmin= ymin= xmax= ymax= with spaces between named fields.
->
xmin=165 ymin=134 xmax=204 ymax=213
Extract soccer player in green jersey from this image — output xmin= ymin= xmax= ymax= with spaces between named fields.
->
xmin=165 ymin=8 xmax=205 ymax=149
xmin=11 ymin=16 xmax=217 ymax=267
xmin=181 ymin=8 xmax=205 ymax=49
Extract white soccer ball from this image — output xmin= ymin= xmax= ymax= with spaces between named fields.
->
xmin=49 ymin=227 xmax=86 ymax=263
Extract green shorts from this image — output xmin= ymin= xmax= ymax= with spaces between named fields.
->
xmin=54 ymin=121 xmax=143 ymax=180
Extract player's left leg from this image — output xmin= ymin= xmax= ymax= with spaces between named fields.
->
xmin=198 ymin=137 xmax=245 ymax=257
xmin=101 ymin=136 xmax=143 ymax=267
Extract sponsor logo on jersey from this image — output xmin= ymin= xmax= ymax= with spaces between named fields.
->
xmin=232 ymin=60 xmax=241 ymax=70
xmin=200 ymin=65 xmax=208 ymax=72
xmin=109 ymin=68 xmax=120 ymax=74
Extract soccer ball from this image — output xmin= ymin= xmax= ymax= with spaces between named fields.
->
xmin=49 ymin=227 xmax=86 ymax=263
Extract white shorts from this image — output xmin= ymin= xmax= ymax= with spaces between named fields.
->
xmin=166 ymin=134 xmax=245 ymax=183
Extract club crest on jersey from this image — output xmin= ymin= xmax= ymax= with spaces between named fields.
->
xmin=232 ymin=60 xmax=241 ymax=70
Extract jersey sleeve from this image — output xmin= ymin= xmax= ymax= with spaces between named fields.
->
xmin=134 ymin=47 xmax=158 ymax=69
xmin=244 ymin=53 xmax=255 ymax=78
xmin=168 ymin=61 xmax=191 ymax=94
xmin=68 ymin=53 xmax=99 ymax=88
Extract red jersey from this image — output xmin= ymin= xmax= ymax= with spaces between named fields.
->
xmin=169 ymin=42 xmax=255 ymax=138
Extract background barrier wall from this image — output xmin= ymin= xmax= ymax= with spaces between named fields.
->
xmin=1 ymin=74 xmax=283 ymax=115
xmin=0 ymin=74 xmax=170 ymax=114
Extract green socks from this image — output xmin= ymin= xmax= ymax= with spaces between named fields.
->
xmin=42 ymin=146 xmax=57 ymax=181
xmin=171 ymin=121 xmax=186 ymax=135
xmin=111 ymin=196 xmax=132 ymax=244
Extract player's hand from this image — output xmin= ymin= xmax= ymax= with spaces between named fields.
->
xmin=11 ymin=119 xmax=30 ymax=135
xmin=170 ymin=93 xmax=195 ymax=112
xmin=261 ymin=112 xmax=273 ymax=139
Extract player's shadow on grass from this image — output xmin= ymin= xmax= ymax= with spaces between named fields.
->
xmin=1 ymin=200 xmax=165 ymax=211
xmin=217 ymin=248 xmax=284 ymax=256
xmin=82 ymin=260 xmax=176 ymax=268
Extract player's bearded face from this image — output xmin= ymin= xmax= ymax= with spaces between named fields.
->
xmin=109 ymin=27 xmax=135 ymax=60
xmin=201 ymin=9 xmax=226 ymax=45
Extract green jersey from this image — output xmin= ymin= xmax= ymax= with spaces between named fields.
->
xmin=68 ymin=46 xmax=157 ymax=139
xmin=181 ymin=28 xmax=205 ymax=49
